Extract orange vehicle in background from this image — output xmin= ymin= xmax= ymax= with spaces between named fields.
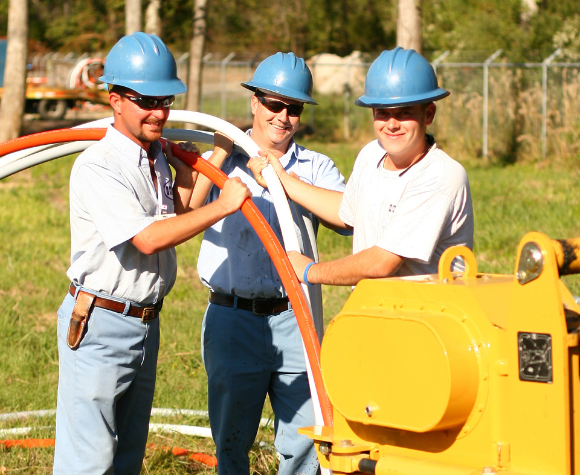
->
xmin=0 ymin=40 xmax=110 ymax=119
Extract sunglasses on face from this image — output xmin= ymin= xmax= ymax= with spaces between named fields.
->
xmin=257 ymin=96 xmax=304 ymax=117
xmin=117 ymin=91 xmax=175 ymax=110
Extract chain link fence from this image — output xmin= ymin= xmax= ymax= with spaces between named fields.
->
xmin=29 ymin=50 xmax=580 ymax=163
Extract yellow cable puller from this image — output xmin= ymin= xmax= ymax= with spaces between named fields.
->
xmin=299 ymin=231 xmax=580 ymax=475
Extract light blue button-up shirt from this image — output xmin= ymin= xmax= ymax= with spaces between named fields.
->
xmin=67 ymin=126 xmax=177 ymax=304
xmin=197 ymin=131 xmax=348 ymax=299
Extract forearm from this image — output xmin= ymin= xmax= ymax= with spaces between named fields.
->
xmin=173 ymin=170 xmax=198 ymax=214
xmin=132 ymin=200 xmax=232 ymax=254
xmin=280 ymin=173 xmax=346 ymax=228
xmin=306 ymin=246 xmax=404 ymax=286
xmin=190 ymin=150 xmax=228 ymax=209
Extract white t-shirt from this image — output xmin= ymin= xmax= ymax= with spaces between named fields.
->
xmin=338 ymin=139 xmax=473 ymax=276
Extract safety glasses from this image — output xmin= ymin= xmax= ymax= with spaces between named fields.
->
xmin=117 ymin=91 xmax=175 ymax=110
xmin=257 ymin=96 xmax=304 ymax=117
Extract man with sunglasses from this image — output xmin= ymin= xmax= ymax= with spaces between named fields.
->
xmin=53 ymin=33 xmax=250 ymax=475
xmin=190 ymin=52 xmax=349 ymax=475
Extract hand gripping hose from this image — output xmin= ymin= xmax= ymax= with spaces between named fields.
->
xmin=0 ymin=127 xmax=333 ymax=428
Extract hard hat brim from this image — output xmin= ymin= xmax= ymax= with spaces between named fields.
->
xmin=355 ymin=88 xmax=450 ymax=108
xmin=241 ymin=82 xmax=318 ymax=105
xmin=100 ymin=76 xmax=187 ymax=97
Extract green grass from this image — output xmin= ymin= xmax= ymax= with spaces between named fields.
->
xmin=0 ymin=138 xmax=579 ymax=472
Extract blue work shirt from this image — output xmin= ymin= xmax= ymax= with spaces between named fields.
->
xmin=197 ymin=131 xmax=348 ymax=300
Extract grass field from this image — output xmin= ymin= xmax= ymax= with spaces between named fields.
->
xmin=0 ymin=135 xmax=579 ymax=473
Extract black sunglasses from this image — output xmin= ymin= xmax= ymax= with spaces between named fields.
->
xmin=257 ymin=96 xmax=304 ymax=117
xmin=117 ymin=91 xmax=175 ymax=110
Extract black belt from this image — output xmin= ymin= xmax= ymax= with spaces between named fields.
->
xmin=209 ymin=292 xmax=290 ymax=316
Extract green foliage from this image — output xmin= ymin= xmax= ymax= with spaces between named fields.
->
xmin=2 ymin=0 xmax=578 ymax=57
xmin=202 ymin=0 xmax=395 ymax=57
xmin=423 ymin=0 xmax=524 ymax=58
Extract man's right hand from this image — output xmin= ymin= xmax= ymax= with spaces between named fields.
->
xmin=218 ymin=177 xmax=252 ymax=215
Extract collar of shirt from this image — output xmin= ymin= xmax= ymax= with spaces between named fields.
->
xmin=246 ymin=128 xmax=308 ymax=167
xmin=375 ymin=134 xmax=438 ymax=172
xmin=105 ymin=125 xmax=163 ymax=166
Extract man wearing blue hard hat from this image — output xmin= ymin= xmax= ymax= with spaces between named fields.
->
xmin=250 ymin=47 xmax=473 ymax=285
xmin=188 ymin=52 xmax=349 ymax=475
xmin=53 ymin=32 xmax=250 ymax=474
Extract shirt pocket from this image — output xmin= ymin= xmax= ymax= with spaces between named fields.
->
xmin=235 ymin=226 xmax=255 ymax=252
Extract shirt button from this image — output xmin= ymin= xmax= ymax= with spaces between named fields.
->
xmin=265 ymin=275 xmax=269 ymax=278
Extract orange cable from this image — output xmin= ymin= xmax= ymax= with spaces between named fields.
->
xmin=0 ymin=128 xmax=333 ymax=427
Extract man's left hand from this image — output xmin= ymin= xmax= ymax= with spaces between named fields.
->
xmin=247 ymin=152 xmax=269 ymax=188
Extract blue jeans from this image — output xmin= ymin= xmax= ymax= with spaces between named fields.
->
xmin=202 ymin=303 xmax=318 ymax=475
xmin=53 ymin=292 xmax=159 ymax=474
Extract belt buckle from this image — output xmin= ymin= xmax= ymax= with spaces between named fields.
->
xmin=252 ymin=300 xmax=269 ymax=316
xmin=141 ymin=307 xmax=158 ymax=322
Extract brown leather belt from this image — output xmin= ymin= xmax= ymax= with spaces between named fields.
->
xmin=69 ymin=283 xmax=162 ymax=322
xmin=209 ymin=291 xmax=290 ymax=316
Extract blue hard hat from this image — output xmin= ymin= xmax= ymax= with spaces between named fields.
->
xmin=242 ymin=52 xmax=317 ymax=105
xmin=100 ymin=32 xmax=186 ymax=96
xmin=355 ymin=47 xmax=449 ymax=108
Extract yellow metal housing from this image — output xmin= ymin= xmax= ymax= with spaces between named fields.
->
xmin=323 ymin=313 xmax=480 ymax=432
xmin=300 ymin=232 xmax=580 ymax=475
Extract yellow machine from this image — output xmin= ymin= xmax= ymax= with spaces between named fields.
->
xmin=300 ymin=232 xmax=580 ymax=475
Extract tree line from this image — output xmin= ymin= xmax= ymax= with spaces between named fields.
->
xmin=1 ymin=0 xmax=579 ymax=58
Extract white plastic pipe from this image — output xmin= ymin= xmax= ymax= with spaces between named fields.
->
xmin=0 ymin=407 xmax=271 ymax=427
xmin=149 ymin=423 xmax=212 ymax=438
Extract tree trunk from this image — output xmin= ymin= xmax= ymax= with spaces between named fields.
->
xmin=145 ymin=0 xmax=161 ymax=37
xmin=125 ymin=0 xmax=142 ymax=36
xmin=0 ymin=0 xmax=28 ymax=142
xmin=397 ymin=0 xmax=421 ymax=53
xmin=186 ymin=0 xmax=207 ymax=114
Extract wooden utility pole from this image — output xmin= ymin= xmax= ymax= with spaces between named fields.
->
xmin=186 ymin=0 xmax=207 ymax=114
xmin=0 ymin=0 xmax=28 ymax=141
xmin=397 ymin=0 xmax=422 ymax=53
xmin=145 ymin=0 xmax=161 ymax=37
xmin=125 ymin=0 xmax=142 ymax=35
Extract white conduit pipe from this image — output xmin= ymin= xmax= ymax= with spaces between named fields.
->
xmin=0 ymin=130 xmax=249 ymax=181
xmin=0 ymin=424 xmax=213 ymax=440
xmin=0 ymin=110 xmax=327 ymax=434
xmin=0 ymin=142 xmax=98 ymax=179
xmin=149 ymin=423 xmax=212 ymax=438
xmin=0 ymin=425 xmax=279 ymax=443
xmin=0 ymin=409 xmax=56 ymax=421
xmin=0 ymin=408 xmax=272 ymax=440
xmin=0 ymin=144 xmax=53 ymax=168
xmin=0 ymin=407 xmax=271 ymax=426
xmin=0 ymin=424 xmax=213 ymax=439
xmin=0 ymin=426 xmax=53 ymax=438
xmin=0 ymin=117 xmax=115 ymax=171
xmin=0 ymin=425 xmax=211 ymax=439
